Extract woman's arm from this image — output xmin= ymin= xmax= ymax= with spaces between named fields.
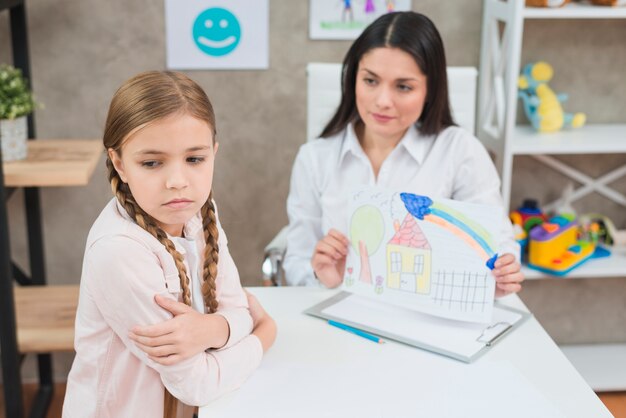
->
xmin=284 ymin=145 xmax=325 ymax=286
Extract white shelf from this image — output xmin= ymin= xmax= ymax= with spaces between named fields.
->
xmin=510 ymin=124 xmax=626 ymax=155
xmin=524 ymin=2 xmax=626 ymax=19
xmin=560 ymin=343 xmax=626 ymax=391
xmin=523 ymin=246 xmax=626 ymax=279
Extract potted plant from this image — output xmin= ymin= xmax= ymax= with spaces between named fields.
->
xmin=0 ymin=64 xmax=38 ymax=161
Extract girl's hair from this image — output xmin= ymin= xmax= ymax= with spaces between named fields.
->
xmin=103 ymin=71 xmax=220 ymax=418
xmin=320 ymin=11 xmax=455 ymax=138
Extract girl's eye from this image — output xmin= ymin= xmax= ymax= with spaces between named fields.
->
xmin=397 ymin=84 xmax=413 ymax=92
xmin=363 ymin=77 xmax=377 ymax=86
xmin=141 ymin=160 xmax=161 ymax=168
xmin=187 ymin=156 xmax=205 ymax=164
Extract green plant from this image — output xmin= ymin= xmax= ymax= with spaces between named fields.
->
xmin=0 ymin=64 xmax=38 ymax=120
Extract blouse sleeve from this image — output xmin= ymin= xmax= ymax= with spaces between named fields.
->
xmin=451 ymin=133 xmax=521 ymax=261
xmin=86 ymin=236 xmax=263 ymax=406
xmin=283 ymin=145 xmax=323 ymax=286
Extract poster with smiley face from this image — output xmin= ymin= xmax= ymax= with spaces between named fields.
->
xmin=165 ymin=0 xmax=269 ymax=70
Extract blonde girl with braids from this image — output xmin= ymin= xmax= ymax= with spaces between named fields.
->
xmin=63 ymin=71 xmax=276 ymax=418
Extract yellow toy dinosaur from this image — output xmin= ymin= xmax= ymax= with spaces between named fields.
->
xmin=518 ymin=61 xmax=586 ymax=133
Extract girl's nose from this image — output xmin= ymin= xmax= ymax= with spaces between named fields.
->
xmin=165 ymin=167 xmax=188 ymax=189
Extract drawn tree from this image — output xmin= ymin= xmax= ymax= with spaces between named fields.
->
xmin=350 ymin=205 xmax=384 ymax=284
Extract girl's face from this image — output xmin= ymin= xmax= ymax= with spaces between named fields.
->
xmin=109 ymin=113 xmax=217 ymax=237
xmin=355 ymin=47 xmax=428 ymax=143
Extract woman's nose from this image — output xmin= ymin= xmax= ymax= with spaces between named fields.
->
xmin=375 ymin=87 xmax=393 ymax=109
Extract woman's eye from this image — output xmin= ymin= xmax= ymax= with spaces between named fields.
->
xmin=141 ymin=160 xmax=160 ymax=168
xmin=187 ymin=156 xmax=205 ymax=164
xmin=363 ymin=77 xmax=377 ymax=86
xmin=398 ymin=84 xmax=413 ymax=92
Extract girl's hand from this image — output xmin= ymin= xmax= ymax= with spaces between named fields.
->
xmin=492 ymin=253 xmax=524 ymax=298
xmin=129 ymin=294 xmax=229 ymax=366
xmin=245 ymin=290 xmax=276 ymax=352
xmin=311 ymin=228 xmax=349 ymax=288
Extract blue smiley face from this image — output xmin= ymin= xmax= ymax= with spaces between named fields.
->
xmin=192 ymin=8 xmax=241 ymax=57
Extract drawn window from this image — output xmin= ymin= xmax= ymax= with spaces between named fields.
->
xmin=391 ymin=252 xmax=401 ymax=273
xmin=413 ymin=254 xmax=424 ymax=274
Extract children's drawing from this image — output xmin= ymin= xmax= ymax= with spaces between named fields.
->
xmin=349 ymin=205 xmax=384 ymax=284
xmin=400 ymin=193 xmax=499 ymax=269
xmin=343 ymin=188 xmax=503 ymax=323
xmin=309 ymin=0 xmax=411 ymax=40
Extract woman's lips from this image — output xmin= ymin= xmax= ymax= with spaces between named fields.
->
xmin=371 ymin=113 xmax=395 ymax=123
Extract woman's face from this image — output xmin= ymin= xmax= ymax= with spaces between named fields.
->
xmin=355 ymin=47 xmax=427 ymax=142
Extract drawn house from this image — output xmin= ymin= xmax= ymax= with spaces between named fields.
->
xmin=386 ymin=214 xmax=432 ymax=294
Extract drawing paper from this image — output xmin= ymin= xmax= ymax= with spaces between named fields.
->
xmin=343 ymin=188 xmax=503 ymax=323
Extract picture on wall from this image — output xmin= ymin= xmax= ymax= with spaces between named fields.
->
xmin=165 ymin=0 xmax=269 ymax=70
xmin=309 ymin=0 xmax=411 ymax=40
xmin=343 ymin=187 xmax=504 ymax=323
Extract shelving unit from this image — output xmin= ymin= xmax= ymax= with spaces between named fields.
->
xmin=0 ymin=140 xmax=101 ymax=418
xmin=0 ymin=1 xmax=102 ymax=416
xmin=523 ymin=246 xmax=626 ymax=280
xmin=477 ymin=0 xmax=626 ymax=390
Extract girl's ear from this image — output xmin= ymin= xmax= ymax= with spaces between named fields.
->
xmin=108 ymin=148 xmax=128 ymax=183
xmin=213 ymin=141 xmax=219 ymax=156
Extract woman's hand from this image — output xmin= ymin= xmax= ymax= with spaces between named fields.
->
xmin=492 ymin=253 xmax=524 ymax=298
xmin=129 ymin=294 xmax=229 ymax=366
xmin=245 ymin=290 xmax=276 ymax=352
xmin=311 ymin=228 xmax=349 ymax=288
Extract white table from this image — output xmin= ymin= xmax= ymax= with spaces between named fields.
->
xmin=200 ymin=287 xmax=611 ymax=418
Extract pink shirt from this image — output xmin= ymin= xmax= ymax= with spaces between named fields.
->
xmin=63 ymin=199 xmax=262 ymax=417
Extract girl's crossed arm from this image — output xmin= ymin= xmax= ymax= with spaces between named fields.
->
xmin=129 ymin=291 xmax=276 ymax=364
xmin=88 ymin=236 xmax=265 ymax=406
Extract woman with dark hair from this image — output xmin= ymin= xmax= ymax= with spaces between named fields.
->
xmin=284 ymin=12 xmax=524 ymax=297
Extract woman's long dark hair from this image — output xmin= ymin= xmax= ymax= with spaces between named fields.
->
xmin=320 ymin=12 xmax=455 ymax=138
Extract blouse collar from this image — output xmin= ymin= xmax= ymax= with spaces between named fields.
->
xmin=338 ymin=122 xmax=430 ymax=166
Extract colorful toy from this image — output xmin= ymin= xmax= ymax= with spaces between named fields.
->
xmin=510 ymin=199 xmax=547 ymax=234
xmin=518 ymin=61 xmax=586 ymax=133
xmin=579 ymin=213 xmax=626 ymax=247
xmin=510 ymin=199 xmax=549 ymax=261
xmin=527 ymin=214 xmax=610 ymax=276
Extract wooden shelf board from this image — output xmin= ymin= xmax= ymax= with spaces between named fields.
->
xmin=511 ymin=124 xmax=626 ymax=155
xmin=3 ymin=139 xmax=103 ymax=187
xmin=523 ymin=246 xmax=626 ymax=280
xmin=524 ymin=2 xmax=626 ymax=19
xmin=14 ymin=285 xmax=78 ymax=353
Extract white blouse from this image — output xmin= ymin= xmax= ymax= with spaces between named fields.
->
xmin=284 ymin=123 xmax=519 ymax=286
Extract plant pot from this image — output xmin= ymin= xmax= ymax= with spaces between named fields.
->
xmin=0 ymin=116 xmax=28 ymax=162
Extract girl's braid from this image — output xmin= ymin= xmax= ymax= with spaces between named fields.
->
xmin=201 ymin=194 xmax=219 ymax=313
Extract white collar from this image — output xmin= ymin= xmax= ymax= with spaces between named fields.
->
xmin=338 ymin=123 xmax=430 ymax=166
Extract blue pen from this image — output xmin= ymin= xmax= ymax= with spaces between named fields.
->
xmin=328 ymin=320 xmax=385 ymax=344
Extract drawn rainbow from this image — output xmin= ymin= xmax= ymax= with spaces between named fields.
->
xmin=400 ymin=193 xmax=498 ymax=269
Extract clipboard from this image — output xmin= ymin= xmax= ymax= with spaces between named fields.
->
xmin=305 ymin=291 xmax=531 ymax=363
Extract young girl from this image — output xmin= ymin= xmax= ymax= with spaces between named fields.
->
xmin=284 ymin=12 xmax=524 ymax=297
xmin=63 ymin=71 xmax=276 ymax=418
